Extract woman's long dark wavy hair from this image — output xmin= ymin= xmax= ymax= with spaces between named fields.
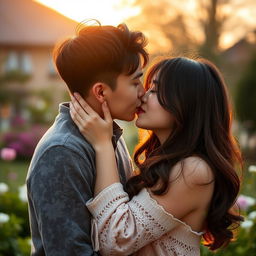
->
xmin=125 ymin=57 xmax=243 ymax=250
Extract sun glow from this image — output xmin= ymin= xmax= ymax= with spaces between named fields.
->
xmin=35 ymin=0 xmax=140 ymax=25
xmin=35 ymin=0 xmax=256 ymax=52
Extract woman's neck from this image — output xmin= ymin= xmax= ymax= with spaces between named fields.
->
xmin=153 ymin=129 xmax=172 ymax=145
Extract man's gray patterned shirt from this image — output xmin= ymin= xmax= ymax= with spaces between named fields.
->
xmin=26 ymin=103 xmax=133 ymax=256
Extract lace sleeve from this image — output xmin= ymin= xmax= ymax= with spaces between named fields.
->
xmin=86 ymin=183 xmax=180 ymax=255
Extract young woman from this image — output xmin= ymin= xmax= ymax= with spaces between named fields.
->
xmin=70 ymin=57 xmax=243 ymax=256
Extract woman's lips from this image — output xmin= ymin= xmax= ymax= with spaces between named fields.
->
xmin=136 ymin=107 xmax=145 ymax=115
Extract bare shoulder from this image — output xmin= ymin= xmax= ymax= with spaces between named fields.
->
xmin=170 ymin=156 xmax=214 ymax=187
xmin=151 ymin=156 xmax=214 ymax=219
xmin=183 ymin=156 xmax=214 ymax=185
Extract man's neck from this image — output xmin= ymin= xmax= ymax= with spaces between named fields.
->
xmin=84 ymin=97 xmax=104 ymax=118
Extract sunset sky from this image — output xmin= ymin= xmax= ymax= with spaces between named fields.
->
xmin=36 ymin=0 xmax=140 ymax=26
xmin=36 ymin=0 xmax=256 ymax=50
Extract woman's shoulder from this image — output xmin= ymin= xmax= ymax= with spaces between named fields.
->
xmin=149 ymin=156 xmax=214 ymax=220
xmin=171 ymin=156 xmax=214 ymax=186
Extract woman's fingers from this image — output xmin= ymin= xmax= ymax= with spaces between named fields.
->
xmin=70 ymin=101 xmax=87 ymax=129
xmin=70 ymin=97 xmax=103 ymax=134
xmin=71 ymin=95 xmax=89 ymax=120
xmin=72 ymin=93 xmax=112 ymax=124
xmin=70 ymin=94 xmax=113 ymax=146
xmin=73 ymin=92 xmax=97 ymax=116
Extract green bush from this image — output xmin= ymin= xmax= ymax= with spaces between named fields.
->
xmin=1 ymin=159 xmax=256 ymax=255
xmin=200 ymin=186 xmax=256 ymax=255
xmin=0 ymin=188 xmax=30 ymax=256
xmin=235 ymin=53 xmax=256 ymax=133
xmin=201 ymin=218 xmax=256 ymax=255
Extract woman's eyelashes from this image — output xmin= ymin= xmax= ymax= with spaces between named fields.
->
xmin=147 ymin=87 xmax=157 ymax=93
xmin=133 ymin=80 xmax=142 ymax=87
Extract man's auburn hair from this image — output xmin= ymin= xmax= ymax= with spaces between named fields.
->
xmin=53 ymin=22 xmax=148 ymax=97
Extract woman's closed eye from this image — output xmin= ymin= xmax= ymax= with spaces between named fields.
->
xmin=147 ymin=87 xmax=157 ymax=93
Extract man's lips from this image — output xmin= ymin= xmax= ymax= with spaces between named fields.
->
xmin=136 ymin=107 xmax=145 ymax=115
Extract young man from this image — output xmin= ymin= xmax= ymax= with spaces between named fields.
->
xmin=26 ymin=22 xmax=148 ymax=255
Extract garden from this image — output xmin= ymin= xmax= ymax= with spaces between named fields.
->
xmin=0 ymin=124 xmax=256 ymax=255
xmin=1 ymin=38 xmax=256 ymax=256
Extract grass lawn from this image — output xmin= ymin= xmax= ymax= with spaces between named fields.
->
xmin=0 ymin=158 xmax=255 ymax=196
xmin=241 ymin=169 xmax=256 ymax=197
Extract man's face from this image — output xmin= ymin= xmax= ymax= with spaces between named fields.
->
xmin=105 ymin=63 xmax=144 ymax=121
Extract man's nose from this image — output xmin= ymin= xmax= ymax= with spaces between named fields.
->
xmin=141 ymin=91 xmax=148 ymax=103
xmin=138 ymin=83 xmax=145 ymax=98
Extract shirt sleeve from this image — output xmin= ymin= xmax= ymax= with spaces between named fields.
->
xmin=86 ymin=183 xmax=180 ymax=255
xmin=27 ymin=146 xmax=99 ymax=256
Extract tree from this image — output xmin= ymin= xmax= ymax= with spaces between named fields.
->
xmin=235 ymin=53 xmax=256 ymax=133
xmin=126 ymin=0 xmax=255 ymax=61
xmin=199 ymin=0 xmax=227 ymax=61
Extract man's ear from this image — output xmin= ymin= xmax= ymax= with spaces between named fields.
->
xmin=91 ymin=82 xmax=107 ymax=103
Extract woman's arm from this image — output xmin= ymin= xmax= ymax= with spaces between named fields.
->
xmin=86 ymin=183 xmax=180 ymax=255
xmin=70 ymin=93 xmax=119 ymax=195
xmin=70 ymin=94 xmax=180 ymax=255
xmin=70 ymin=93 xmax=213 ymax=255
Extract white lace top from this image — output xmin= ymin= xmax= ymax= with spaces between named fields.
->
xmin=86 ymin=183 xmax=203 ymax=256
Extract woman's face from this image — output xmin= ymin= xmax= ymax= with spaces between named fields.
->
xmin=135 ymin=73 xmax=174 ymax=143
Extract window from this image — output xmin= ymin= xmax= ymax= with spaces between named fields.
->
xmin=5 ymin=51 xmax=32 ymax=74
xmin=5 ymin=51 xmax=19 ymax=72
xmin=20 ymin=52 xmax=32 ymax=74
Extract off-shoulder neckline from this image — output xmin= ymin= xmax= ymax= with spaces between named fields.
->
xmin=143 ymin=188 xmax=205 ymax=236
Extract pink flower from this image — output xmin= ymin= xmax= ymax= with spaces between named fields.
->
xmin=236 ymin=195 xmax=256 ymax=211
xmin=0 ymin=148 xmax=16 ymax=161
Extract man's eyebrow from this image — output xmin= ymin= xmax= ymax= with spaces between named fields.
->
xmin=132 ymin=72 xmax=143 ymax=80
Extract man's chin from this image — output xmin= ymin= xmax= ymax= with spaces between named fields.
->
xmin=120 ymin=114 xmax=136 ymax=122
xmin=113 ymin=112 xmax=136 ymax=122
xmin=125 ymin=116 xmax=135 ymax=122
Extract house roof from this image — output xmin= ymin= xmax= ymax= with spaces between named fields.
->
xmin=222 ymin=32 xmax=256 ymax=64
xmin=0 ymin=0 xmax=78 ymax=46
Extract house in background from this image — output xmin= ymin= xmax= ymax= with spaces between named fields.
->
xmin=221 ymin=30 xmax=256 ymax=92
xmin=0 ymin=0 xmax=78 ymax=130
